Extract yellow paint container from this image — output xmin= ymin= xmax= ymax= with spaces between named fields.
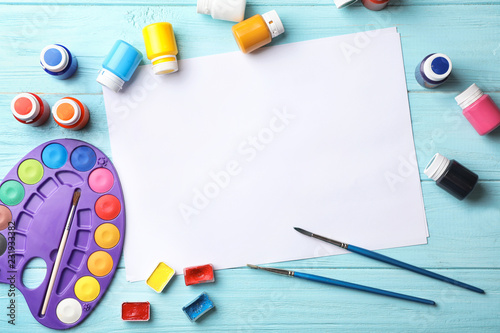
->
xmin=146 ymin=262 xmax=175 ymax=292
xmin=142 ymin=22 xmax=179 ymax=75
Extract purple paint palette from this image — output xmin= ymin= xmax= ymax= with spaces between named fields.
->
xmin=0 ymin=139 xmax=125 ymax=329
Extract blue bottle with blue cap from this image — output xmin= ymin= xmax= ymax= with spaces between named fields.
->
xmin=96 ymin=40 xmax=143 ymax=93
xmin=415 ymin=53 xmax=452 ymax=89
xmin=40 ymin=44 xmax=78 ymax=80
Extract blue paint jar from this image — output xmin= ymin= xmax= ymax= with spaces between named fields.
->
xmin=415 ymin=53 xmax=452 ymax=89
xmin=40 ymin=44 xmax=78 ymax=80
xmin=96 ymin=40 xmax=143 ymax=92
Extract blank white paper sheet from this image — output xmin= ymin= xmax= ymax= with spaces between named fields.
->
xmin=103 ymin=28 xmax=428 ymax=282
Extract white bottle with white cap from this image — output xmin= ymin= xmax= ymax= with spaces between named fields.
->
xmin=334 ymin=0 xmax=358 ymax=9
xmin=197 ymin=0 xmax=246 ymax=22
xmin=11 ymin=93 xmax=51 ymax=127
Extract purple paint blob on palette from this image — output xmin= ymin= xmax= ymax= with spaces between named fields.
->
xmin=0 ymin=139 xmax=125 ymax=329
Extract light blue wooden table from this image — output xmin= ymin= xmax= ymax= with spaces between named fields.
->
xmin=1 ymin=0 xmax=499 ymax=331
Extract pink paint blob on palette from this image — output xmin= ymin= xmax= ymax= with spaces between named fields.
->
xmin=0 ymin=139 xmax=125 ymax=329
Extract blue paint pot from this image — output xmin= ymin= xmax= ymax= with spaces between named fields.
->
xmin=96 ymin=40 xmax=143 ymax=93
xmin=40 ymin=44 xmax=78 ymax=80
xmin=182 ymin=292 xmax=215 ymax=322
xmin=415 ymin=53 xmax=452 ymax=89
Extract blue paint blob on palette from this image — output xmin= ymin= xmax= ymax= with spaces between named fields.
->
xmin=0 ymin=139 xmax=125 ymax=329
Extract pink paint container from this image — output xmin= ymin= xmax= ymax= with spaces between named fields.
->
xmin=455 ymin=84 xmax=500 ymax=135
xmin=362 ymin=0 xmax=389 ymax=11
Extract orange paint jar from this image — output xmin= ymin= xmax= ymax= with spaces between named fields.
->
xmin=52 ymin=97 xmax=90 ymax=130
xmin=231 ymin=10 xmax=284 ymax=54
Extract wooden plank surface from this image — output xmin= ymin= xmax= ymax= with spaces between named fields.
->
xmin=1 ymin=0 xmax=499 ymax=331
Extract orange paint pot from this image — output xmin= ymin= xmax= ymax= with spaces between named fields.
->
xmin=52 ymin=97 xmax=90 ymax=130
xmin=232 ymin=10 xmax=284 ymax=54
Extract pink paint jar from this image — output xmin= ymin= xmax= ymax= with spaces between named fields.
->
xmin=11 ymin=93 xmax=51 ymax=126
xmin=362 ymin=0 xmax=389 ymax=11
xmin=455 ymin=84 xmax=500 ymax=135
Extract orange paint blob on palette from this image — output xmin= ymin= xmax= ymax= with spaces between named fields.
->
xmin=0 ymin=139 xmax=125 ymax=329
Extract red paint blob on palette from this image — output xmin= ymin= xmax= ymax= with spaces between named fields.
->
xmin=122 ymin=302 xmax=150 ymax=321
xmin=0 ymin=139 xmax=125 ymax=329
xmin=184 ymin=264 xmax=215 ymax=286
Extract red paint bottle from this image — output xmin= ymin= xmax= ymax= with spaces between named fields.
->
xmin=362 ymin=0 xmax=389 ymax=11
xmin=11 ymin=93 xmax=51 ymax=126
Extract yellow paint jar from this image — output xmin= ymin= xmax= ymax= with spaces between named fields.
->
xmin=232 ymin=10 xmax=284 ymax=54
xmin=142 ymin=22 xmax=179 ymax=75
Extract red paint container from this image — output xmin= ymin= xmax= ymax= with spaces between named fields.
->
xmin=184 ymin=264 xmax=215 ymax=286
xmin=11 ymin=93 xmax=51 ymax=126
xmin=122 ymin=302 xmax=150 ymax=321
xmin=362 ymin=0 xmax=389 ymax=11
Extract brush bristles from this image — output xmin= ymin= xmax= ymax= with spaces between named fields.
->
xmin=247 ymin=264 xmax=260 ymax=269
xmin=72 ymin=189 xmax=81 ymax=205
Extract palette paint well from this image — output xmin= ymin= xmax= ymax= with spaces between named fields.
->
xmin=182 ymin=292 xmax=215 ymax=322
xmin=0 ymin=139 xmax=126 ymax=329
xmin=146 ymin=262 xmax=175 ymax=293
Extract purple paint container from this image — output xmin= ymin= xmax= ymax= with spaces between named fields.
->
xmin=0 ymin=139 xmax=125 ymax=329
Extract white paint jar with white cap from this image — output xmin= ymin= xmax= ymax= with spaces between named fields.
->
xmin=197 ymin=0 xmax=246 ymax=22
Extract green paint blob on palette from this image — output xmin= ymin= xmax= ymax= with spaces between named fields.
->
xmin=0 ymin=139 xmax=125 ymax=329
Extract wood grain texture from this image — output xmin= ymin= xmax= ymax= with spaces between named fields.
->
xmin=1 ymin=0 xmax=499 ymax=331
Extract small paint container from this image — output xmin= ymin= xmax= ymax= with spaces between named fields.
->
xmin=184 ymin=264 xmax=215 ymax=286
xmin=232 ymin=10 xmax=285 ymax=54
xmin=142 ymin=22 xmax=179 ymax=75
xmin=52 ymin=97 xmax=90 ymax=130
xmin=11 ymin=93 xmax=51 ymax=127
xmin=146 ymin=262 xmax=175 ymax=293
xmin=96 ymin=40 xmax=143 ymax=92
xmin=334 ymin=0 xmax=358 ymax=9
xmin=415 ymin=53 xmax=452 ymax=89
xmin=197 ymin=0 xmax=246 ymax=22
xmin=122 ymin=302 xmax=150 ymax=321
xmin=424 ymin=153 xmax=478 ymax=200
xmin=40 ymin=44 xmax=78 ymax=80
xmin=182 ymin=292 xmax=215 ymax=322
xmin=455 ymin=83 xmax=500 ymax=135
xmin=361 ymin=0 xmax=390 ymax=11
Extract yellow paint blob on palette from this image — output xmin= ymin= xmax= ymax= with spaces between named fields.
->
xmin=146 ymin=262 xmax=175 ymax=292
xmin=0 ymin=139 xmax=126 ymax=329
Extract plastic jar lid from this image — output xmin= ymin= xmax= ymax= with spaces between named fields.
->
xmin=40 ymin=44 xmax=69 ymax=73
xmin=197 ymin=0 xmax=213 ymax=14
xmin=96 ymin=69 xmax=125 ymax=93
xmin=424 ymin=153 xmax=451 ymax=181
xmin=262 ymin=10 xmax=285 ymax=38
xmin=334 ymin=0 xmax=358 ymax=8
xmin=52 ymin=98 xmax=81 ymax=126
xmin=151 ymin=55 xmax=178 ymax=75
xmin=11 ymin=93 xmax=40 ymax=122
xmin=423 ymin=53 xmax=452 ymax=82
xmin=455 ymin=83 xmax=484 ymax=110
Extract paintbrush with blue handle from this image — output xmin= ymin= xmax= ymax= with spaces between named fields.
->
xmin=247 ymin=264 xmax=435 ymax=305
xmin=294 ymin=227 xmax=484 ymax=294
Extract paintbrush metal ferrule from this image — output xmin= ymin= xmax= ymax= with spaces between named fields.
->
xmin=294 ymin=227 xmax=348 ymax=249
xmin=247 ymin=264 xmax=294 ymax=277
